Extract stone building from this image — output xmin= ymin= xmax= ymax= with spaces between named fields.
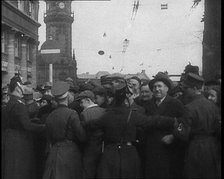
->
xmin=2 ymin=0 xmax=40 ymax=87
xmin=37 ymin=0 xmax=77 ymax=85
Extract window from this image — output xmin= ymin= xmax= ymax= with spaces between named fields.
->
xmin=15 ymin=38 xmax=19 ymax=57
xmin=46 ymin=3 xmax=50 ymax=11
xmin=27 ymin=1 xmax=35 ymax=19
xmin=18 ymin=0 xmax=24 ymax=11
xmin=27 ymin=43 xmax=30 ymax=61
xmin=161 ymin=4 xmax=168 ymax=10
xmin=31 ymin=3 xmax=35 ymax=19
xmin=29 ymin=1 xmax=32 ymax=14
xmin=28 ymin=44 xmax=34 ymax=62
xmin=2 ymin=32 xmax=5 ymax=53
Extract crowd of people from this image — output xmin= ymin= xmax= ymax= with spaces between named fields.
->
xmin=1 ymin=64 xmax=221 ymax=179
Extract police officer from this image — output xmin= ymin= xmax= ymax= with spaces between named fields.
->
xmin=176 ymin=73 xmax=221 ymax=178
xmin=2 ymin=76 xmax=45 ymax=179
xmin=43 ymin=81 xmax=86 ymax=179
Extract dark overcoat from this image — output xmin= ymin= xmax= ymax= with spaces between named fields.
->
xmin=32 ymin=103 xmax=54 ymax=178
xmin=2 ymin=95 xmax=45 ymax=179
xmin=177 ymin=95 xmax=221 ymax=178
xmin=80 ymin=105 xmax=105 ymax=178
xmin=86 ymin=106 xmax=155 ymax=179
xmin=144 ymin=95 xmax=186 ymax=178
xmin=43 ymin=104 xmax=86 ymax=179
xmin=129 ymin=101 xmax=147 ymax=175
xmin=26 ymin=101 xmax=39 ymax=119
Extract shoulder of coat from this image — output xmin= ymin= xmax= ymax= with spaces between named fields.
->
xmin=68 ymin=108 xmax=78 ymax=115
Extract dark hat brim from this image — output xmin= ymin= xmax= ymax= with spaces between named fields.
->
xmin=75 ymin=95 xmax=94 ymax=101
xmin=149 ymin=78 xmax=172 ymax=91
xmin=129 ymin=76 xmax=141 ymax=85
xmin=75 ymin=96 xmax=84 ymax=101
xmin=51 ymin=82 xmax=70 ymax=97
xmin=182 ymin=73 xmax=204 ymax=89
xmin=44 ymin=86 xmax=51 ymax=90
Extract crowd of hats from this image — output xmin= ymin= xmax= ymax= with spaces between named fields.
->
xmin=2 ymin=64 xmax=221 ymax=103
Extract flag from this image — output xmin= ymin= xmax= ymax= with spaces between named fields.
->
xmin=161 ymin=4 xmax=168 ymax=10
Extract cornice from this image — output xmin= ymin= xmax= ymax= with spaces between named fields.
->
xmin=3 ymin=1 xmax=41 ymax=28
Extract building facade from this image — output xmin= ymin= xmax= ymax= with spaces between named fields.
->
xmin=202 ymin=0 xmax=221 ymax=82
xmin=2 ymin=0 xmax=40 ymax=87
xmin=37 ymin=0 xmax=77 ymax=85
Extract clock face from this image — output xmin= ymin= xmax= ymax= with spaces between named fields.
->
xmin=59 ymin=2 xmax=65 ymax=9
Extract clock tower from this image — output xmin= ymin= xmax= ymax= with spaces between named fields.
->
xmin=44 ymin=1 xmax=73 ymax=57
xmin=38 ymin=0 xmax=77 ymax=84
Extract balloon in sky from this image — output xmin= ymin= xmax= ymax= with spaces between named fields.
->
xmin=98 ymin=50 xmax=105 ymax=55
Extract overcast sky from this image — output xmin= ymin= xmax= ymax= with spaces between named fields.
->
xmin=38 ymin=0 xmax=204 ymax=78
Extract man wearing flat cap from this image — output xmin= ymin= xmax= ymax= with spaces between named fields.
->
xmin=100 ymin=75 xmax=113 ymax=89
xmin=144 ymin=72 xmax=186 ymax=178
xmin=43 ymin=81 xmax=86 ymax=179
xmin=65 ymin=77 xmax=79 ymax=93
xmin=93 ymin=87 xmax=108 ymax=108
xmin=174 ymin=73 xmax=221 ymax=178
xmin=76 ymin=90 xmax=105 ymax=178
xmin=43 ymin=81 xmax=52 ymax=96
xmin=23 ymin=86 xmax=39 ymax=117
xmin=127 ymin=76 xmax=142 ymax=99
xmin=2 ymin=76 xmax=46 ymax=179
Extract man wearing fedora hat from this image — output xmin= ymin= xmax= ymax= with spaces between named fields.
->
xmin=43 ymin=81 xmax=86 ymax=179
xmin=174 ymin=73 xmax=221 ymax=178
xmin=2 ymin=76 xmax=46 ymax=179
xmin=144 ymin=72 xmax=186 ymax=178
